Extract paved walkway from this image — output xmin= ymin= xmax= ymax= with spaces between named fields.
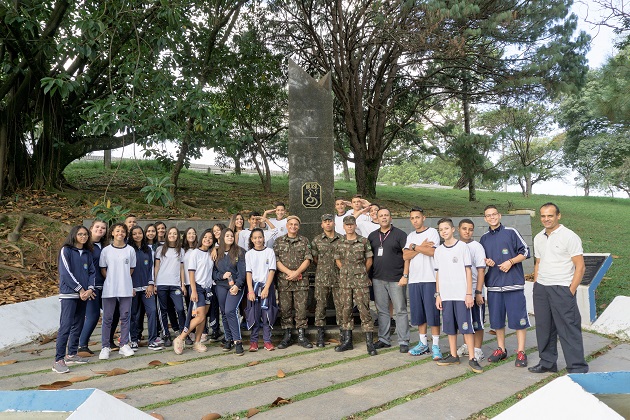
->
xmin=0 ymin=318 xmax=624 ymax=419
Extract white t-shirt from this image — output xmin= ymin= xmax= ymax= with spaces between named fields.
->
xmin=182 ymin=248 xmax=196 ymax=285
xmin=155 ymin=246 xmax=183 ymax=287
xmin=99 ymin=244 xmax=136 ymax=298
xmin=405 ymin=227 xmax=440 ymax=284
xmin=238 ymin=228 xmax=280 ymax=251
xmin=268 ymin=218 xmax=288 ymax=237
xmin=245 ymin=247 xmax=277 ymax=285
xmin=434 ymin=240 xmax=472 ymax=301
xmin=534 ymin=225 xmax=583 ymax=287
xmin=464 ymin=240 xmax=487 ymax=290
xmin=187 ymin=248 xmax=214 ymax=289
xmin=334 ymin=210 xmax=353 ymax=235
xmin=356 ymin=219 xmax=379 ymax=238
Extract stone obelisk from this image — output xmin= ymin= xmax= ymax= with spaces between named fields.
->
xmin=288 ymin=59 xmax=334 ymax=241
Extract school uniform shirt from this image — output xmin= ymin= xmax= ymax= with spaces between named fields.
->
xmin=479 ymin=223 xmax=529 ymax=291
xmin=238 ymin=228 xmax=280 ymax=251
xmin=91 ymin=242 xmax=105 ymax=289
xmin=334 ymin=209 xmax=353 ymax=235
xmin=213 ymin=248 xmax=246 ymax=289
xmin=268 ymin=217 xmax=288 ymax=237
xmin=405 ymin=227 xmax=440 ymax=284
xmin=182 ymin=248 xmax=196 ymax=285
xmin=155 ymin=246 xmax=184 ymax=287
xmin=99 ymin=244 xmax=136 ymax=298
xmin=131 ymin=247 xmax=154 ymax=291
xmin=356 ymin=219 xmax=380 ymax=238
xmin=465 ymin=240 xmax=487 ymax=290
xmin=246 ymin=247 xmax=277 ymax=285
xmin=187 ymin=248 xmax=214 ymax=289
xmin=58 ymin=246 xmax=96 ymax=298
xmin=434 ymin=240 xmax=472 ymax=301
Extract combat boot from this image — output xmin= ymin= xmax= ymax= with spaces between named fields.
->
xmin=366 ymin=332 xmax=377 ymax=356
xmin=335 ymin=330 xmax=354 ymax=352
xmin=316 ymin=327 xmax=326 ymax=348
xmin=297 ymin=328 xmax=313 ymax=348
xmin=277 ymin=328 xmax=293 ymax=349
xmin=334 ymin=330 xmax=346 ymax=352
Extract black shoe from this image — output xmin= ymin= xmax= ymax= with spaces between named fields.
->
xmin=109 ymin=342 xmax=120 ymax=351
xmin=185 ymin=336 xmax=194 ymax=346
xmin=235 ymin=342 xmax=244 ymax=356
xmin=335 ymin=330 xmax=353 ymax=352
xmin=316 ymin=327 xmax=325 ymax=348
xmin=277 ymin=328 xmax=293 ymax=349
xmin=209 ymin=330 xmax=223 ymax=342
xmin=78 ymin=346 xmax=93 ymax=355
xmin=437 ymin=354 xmax=461 ymax=365
xmin=223 ymin=341 xmax=234 ymax=352
xmin=399 ymin=344 xmax=409 ymax=353
xmin=163 ymin=337 xmax=172 ymax=347
xmin=366 ymin=332 xmax=377 ymax=356
xmin=373 ymin=340 xmax=391 ymax=349
xmin=528 ymin=363 xmax=558 ymax=373
xmin=469 ymin=358 xmax=483 ymax=373
xmin=297 ymin=328 xmax=313 ymax=349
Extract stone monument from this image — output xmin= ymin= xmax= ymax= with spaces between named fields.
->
xmin=287 ymin=59 xmax=334 ymax=241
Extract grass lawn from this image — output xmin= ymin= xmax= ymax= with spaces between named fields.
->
xmin=62 ymin=160 xmax=629 ymax=313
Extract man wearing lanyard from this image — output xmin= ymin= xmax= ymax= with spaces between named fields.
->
xmin=367 ymin=208 xmax=411 ymax=352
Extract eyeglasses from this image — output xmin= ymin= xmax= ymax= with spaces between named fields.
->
xmin=484 ymin=213 xmax=500 ymax=218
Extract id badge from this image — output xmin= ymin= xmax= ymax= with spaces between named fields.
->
xmin=377 ymin=247 xmax=384 ymax=257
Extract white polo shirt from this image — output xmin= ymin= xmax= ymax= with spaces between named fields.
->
xmin=405 ymin=227 xmax=440 ymax=284
xmin=534 ymin=224 xmax=583 ymax=287
xmin=465 ymin=240 xmax=486 ymax=290
xmin=434 ymin=240 xmax=472 ymax=301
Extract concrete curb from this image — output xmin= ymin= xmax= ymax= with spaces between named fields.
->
xmin=0 ymin=295 xmax=60 ymax=352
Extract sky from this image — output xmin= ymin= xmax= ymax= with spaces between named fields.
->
xmin=95 ymin=1 xmax=623 ymax=198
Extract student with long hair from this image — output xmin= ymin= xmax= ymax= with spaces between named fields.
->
xmin=129 ymin=226 xmax=162 ymax=351
xmin=154 ymin=221 xmax=167 ymax=244
xmin=212 ymin=223 xmax=227 ymax=246
xmin=182 ymin=227 xmax=198 ymax=345
xmin=173 ymin=229 xmax=215 ymax=354
xmin=213 ymin=228 xmax=246 ymax=354
xmin=154 ymin=226 xmax=186 ymax=347
xmin=145 ymin=223 xmax=159 ymax=251
xmin=53 ymin=226 xmax=95 ymax=373
xmin=245 ymin=228 xmax=277 ymax=352
xmin=229 ymin=214 xmax=245 ymax=243
xmin=99 ymin=223 xmax=136 ymax=359
xmin=78 ymin=220 xmax=108 ymax=355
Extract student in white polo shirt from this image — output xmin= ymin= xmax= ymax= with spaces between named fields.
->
xmin=530 ymin=202 xmax=588 ymax=374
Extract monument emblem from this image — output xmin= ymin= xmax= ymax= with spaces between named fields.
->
xmin=302 ymin=182 xmax=322 ymax=208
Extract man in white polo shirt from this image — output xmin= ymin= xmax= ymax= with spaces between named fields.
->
xmin=530 ymin=202 xmax=588 ymax=374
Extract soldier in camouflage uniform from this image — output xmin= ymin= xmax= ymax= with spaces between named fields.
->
xmin=311 ymin=214 xmax=343 ymax=347
xmin=273 ymin=215 xmax=313 ymax=349
xmin=334 ymin=215 xmax=377 ymax=356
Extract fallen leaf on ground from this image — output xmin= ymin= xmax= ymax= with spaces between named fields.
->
xmin=246 ymin=408 xmax=260 ymax=418
xmin=67 ymin=376 xmax=91 ymax=383
xmin=89 ymin=341 xmax=98 ymax=346
xmin=38 ymin=381 xmax=72 ymax=390
xmin=0 ymin=360 xmax=17 ymax=366
xmin=151 ymin=379 xmax=171 ymax=385
xmin=202 ymin=414 xmax=221 ymax=420
xmin=39 ymin=334 xmax=56 ymax=345
xmin=107 ymin=368 xmax=129 ymax=376
xmin=92 ymin=370 xmax=111 ymax=375
xmin=277 ymin=369 xmax=285 ymax=378
xmin=31 ymin=350 xmax=43 ymax=355
xmin=150 ymin=414 xmax=164 ymax=420
xmin=247 ymin=361 xmax=259 ymax=367
xmin=166 ymin=361 xmax=185 ymax=366
xmin=113 ymin=394 xmax=127 ymax=399
xmin=612 ymin=255 xmax=619 ymax=259
xmin=327 ymin=339 xmax=340 ymax=344
xmin=271 ymin=397 xmax=291 ymax=406
xmin=77 ymin=351 xmax=92 ymax=358
xmin=148 ymin=360 xmax=164 ymax=366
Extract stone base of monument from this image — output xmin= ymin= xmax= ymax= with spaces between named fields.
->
xmin=0 ymin=389 xmax=154 ymax=419
xmin=589 ymin=296 xmax=630 ymax=340
xmin=0 ymin=295 xmax=60 ymax=352
xmin=494 ymin=372 xmax=630 ymax=419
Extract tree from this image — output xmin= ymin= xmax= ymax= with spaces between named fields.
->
xmin=478 ymin=104 xmax=566 ymax=197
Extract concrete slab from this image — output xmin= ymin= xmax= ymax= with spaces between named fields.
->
xmin=590 ymin=296 xmax=630 ymax=340
xmin=0 ymin=296 xmax=60 ymax=352
xmin=588 ymin=343 xmax=630 ymax=373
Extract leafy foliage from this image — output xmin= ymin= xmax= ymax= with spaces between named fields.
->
xmin=140 ymin=177 xmax=175 ymax=207
xmin=90 ymin=200 xmax=130 ymax=227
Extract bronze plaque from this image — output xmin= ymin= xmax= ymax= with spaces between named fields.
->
xmin=302 ymin=182 xmax=322 ymax=209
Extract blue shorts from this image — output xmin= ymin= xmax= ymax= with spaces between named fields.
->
xmin=471 ymin=301 xmax=485 ymax=331
xmin=409 ymin=282 xmax=440 ymax=327
xmin=191 ymin=283 xmax=213 ymax=307
xmin=488 ymin=290 xmax=529 ymax=330
xmin=441 ymin=301 xmax=474 ymax=335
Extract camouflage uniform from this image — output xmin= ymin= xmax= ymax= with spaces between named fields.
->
xmin=334 ymin=234 xmax=374 ymax=332
xmin=311 ymin=232 xmax=343 ymax=327
xmin=273 ymin=234 xmax=313 ymax=329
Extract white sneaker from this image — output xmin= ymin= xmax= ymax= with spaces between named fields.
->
xmin=474 ymin=348 xmax=485 ymax=361
xmin=457 ymin=344 xmax=468 ymax=357
xmin=99 ymin=347 xmax=111 ymax=360
xmin=119 ymin=344 xmax=134 ymax=357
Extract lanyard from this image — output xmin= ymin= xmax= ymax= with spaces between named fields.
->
xmin=379 ymin=229 xmax=391 ymax=248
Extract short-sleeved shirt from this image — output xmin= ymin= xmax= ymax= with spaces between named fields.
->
xmin=182 ymin=248 xmax=195 ymax=285
xmin=100 ymin=244 xmax=136 ymax=298
xmin=311 ymin=232 xmax=342 ymax=287
xmin=238 ymin=228 xmax=280 ymax=251
xmin=334 ymin=235 xmax=373 ymax=288
xmin=155 ymin=246 xmax=183 ymax=287
xmin=534 ymin=225 xmax=583 ymax=287
xmin=188 ymin=248 xmax=214 ymax=289
xmin=479 ymin=224 xmax=529 ymax=290
xmin=434 ymin=240 xmax=472 ymax=301
xmin=334 ymin=210 xmax=353 ymax=235
xmin=273 ymin=235 xmax=313 ymax=291
xmin=245 ymin=247 xmax=277 ymax=285
xmin=368 ymin=225 xmax=407 ymax=281
xmin=268 ymin=218 xmax=288 ymax=237
xmin=405 ymin=227 xmax=440 ymax=284
xmin=356 ymin=219 xmax=380 ymax=238
xmin=464 ymin=240 xmax=487 ymax=290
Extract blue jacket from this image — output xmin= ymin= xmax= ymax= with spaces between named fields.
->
xmin=479 ymin=224 xmax=530 ymax=291
xmin=92 ymin=243 xmax=105 ymax=288
xmin=58 ymin=246 xmax=95 ymax=299
xmin=213 ymin=247 xmax=246 ymax=289
xmin=131 ymin=247 xmax=154 ymax=290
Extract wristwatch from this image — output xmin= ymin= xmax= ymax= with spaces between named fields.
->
xmin=411 ymin=244 xmax=416 ymax=251
xmin=475 ymin=290 xmax=482 ymax=295
xmin=403 ymin=274 xmax=409 ymax=279
xmin=434 ymin=292 xmax=440 ymax=298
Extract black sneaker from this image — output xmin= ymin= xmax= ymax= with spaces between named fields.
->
xmin=163 ymin=337 xmax=172 ymax=347
xmin=223 ymin=341 xmax=234 ymax=352
xmin=469 ymin=358 xmax=483 ymax=373
xmin=185 ymin=336 xmax=194 ymax=346
xmin=488 ymin=347 xmax=507 ymax=363
xmin=109 ymin=342 xmax=120 ymax=351
xmin=399 ymin=344 xmax=409 ymax=353
xmin=209 ymin=330 xmax=223 ymax=342
xmin=373 ymin=340 xmax=391 ymax=349
xmin=235 ymin=342 xmax=244 ymax=356
xmin=437 ymin=354 xmax=461 ymax=366
xmin=78 ymin=346 xmax=93 ymax=355
xmin=515 ymin=351 xmax=528 ymax=367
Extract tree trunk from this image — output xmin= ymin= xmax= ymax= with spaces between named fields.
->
xmin=468 ymin=174 xmax=476 ymax=202
xmin=253 ymin=136 xmax=272 ymax=193
xmin=171 ymin=133 xmax=190 ymax=200
xmin=525 ymin=175 xmax=532 ymax=197
xmin=233 ymin=151 xmax=242 ymax=175
xmin=355 ymin=156 xmax=379 ymax=198
xmin=0 ymin=116 xmax=7 ymax=199
xmin=583 ymin=177 xmax=590 ymax=197
xmin=104 ymin=149 xmax=111 ymax=170
xmin=462 ymin=80 xmax=476 ymax=202
xmin=341 ymin=158 xmax=350 ymax=182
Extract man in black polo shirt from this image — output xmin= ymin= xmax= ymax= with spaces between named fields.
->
xmin=368 ymin=208 xmax=410 ymax=352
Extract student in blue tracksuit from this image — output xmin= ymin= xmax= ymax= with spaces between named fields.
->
xmin=129 ymin=226 xmax=162 ymax=351
xmin=53 ymin=226 xmax=96 ymax=373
